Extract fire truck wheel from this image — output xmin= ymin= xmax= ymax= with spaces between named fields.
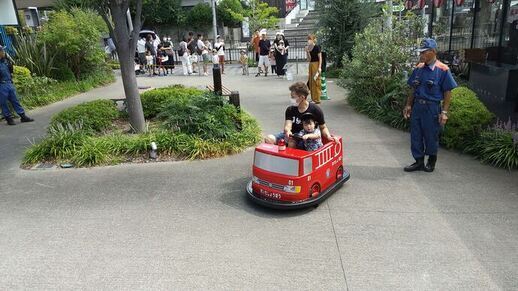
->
xmin=310 ymin=183 xmax=321 ymax=198
xmin=336 ymin=166 xmax=344 ymax=180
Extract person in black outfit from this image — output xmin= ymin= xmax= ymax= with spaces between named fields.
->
xmin=256 ymin=31 xmax=271 ymax=77
xmin=264 ymin=81 xmax=338 ymax=148
xmin=274 ymin=32 xmax=289 ymax=76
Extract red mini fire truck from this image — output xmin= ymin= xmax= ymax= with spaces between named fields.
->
xmin=246 ymin=136 xmax=350 ymax=209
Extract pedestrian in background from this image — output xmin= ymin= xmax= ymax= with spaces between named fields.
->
xmin=197 ymin=34 xmax=209 ymax=76
xmin=403 ymin=38 xmax=457 ymax=173
xmin=214 ymin=35 xmax=226 ymax=74
xmin=0 ymin=46 xmax=34 ymax=125
xmin=305 ymin=34 xmax=322 ymax=104
xmin=179 ymin=37 xmax=192 ymax=76
xmin=252 ymin=30 xmax=260 ymax=63
xmin=187 ymin=32 xmax=198 ymax=74
xmin=256 ymin=30 xmax=270 ymax=77
xmin=137 ymin=35 xmax=147 ymax=73
xmin=145 ymin=34 xmax=157 ymax=75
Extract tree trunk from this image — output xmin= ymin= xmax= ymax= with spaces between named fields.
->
xmin=108 ymin=1 xmax=146 ymax=133
xmin=118 ymin=47 xmax=146 ymax=133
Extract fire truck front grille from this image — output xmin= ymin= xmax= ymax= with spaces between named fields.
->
xmin=255 ymin=178 xmax=284 ymax=191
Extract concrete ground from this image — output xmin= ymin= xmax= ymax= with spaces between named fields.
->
xmin=0 ymin=65 xmax=517 ymax=290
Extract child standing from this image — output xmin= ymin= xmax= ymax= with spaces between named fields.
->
xmin=299 ymin=113 xmax=323 ymax=152
xmin=145 ymin=51 xmax=154 ymax=76
xmin=269 ymin=48 xmax=276 ymax=74
xmin=239 ymin=50 xmax=249 ymax=75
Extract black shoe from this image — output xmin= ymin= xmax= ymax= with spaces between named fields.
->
xmin=404 ymin=158 xmax=424 ymax=172
xmin=424 ymin=155 xmax=437 ymax=172
xmin=5 ymin=116 xmax=16 ymax=125
xmin=255 ymin=73 xmax=260 ymax=77
xmin=20 ymin=114 xmax=34 ymax=123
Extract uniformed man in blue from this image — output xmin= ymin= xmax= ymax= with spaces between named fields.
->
xmin=0 ymin=45 xmax=34 ymax=126
xmin=403 ymin=38 xmax=457 ymax=172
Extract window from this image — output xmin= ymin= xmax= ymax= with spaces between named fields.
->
xmin=254 ymin=151 xmax=299 ymax=176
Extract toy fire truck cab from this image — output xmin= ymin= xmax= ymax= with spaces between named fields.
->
xmin=246 ymin=136 xmax=350 ymax=209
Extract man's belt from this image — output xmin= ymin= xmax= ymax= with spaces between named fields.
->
xmin=415 ymin=98 xmax=439 ymax=105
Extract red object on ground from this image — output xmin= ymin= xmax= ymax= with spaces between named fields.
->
xmin=455 ymin=0 xmax=464 ymax=5
xmin=246 ymin=136 xmax=350 ymax=209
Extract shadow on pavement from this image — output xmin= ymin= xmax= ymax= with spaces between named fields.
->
xmin=219 ymin=176 xmax=318 ymax=218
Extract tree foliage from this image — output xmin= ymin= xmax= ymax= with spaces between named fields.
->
xmin=316 ymin=0 xmax=377 ymax=66
xmin=39 ymin=8 xmax=107 ymax=79
xmin=141 ymin=0 xmax=184 ymax=28
xmin=186 ymin=3 xmax=213 ymax=29
xmin=341 ymin=13 xmax=425 ymax=98
xmin=217 ymin=0 xmax=246 ymax=28
xmin=245 ymin=0 xmax=278 ymax=32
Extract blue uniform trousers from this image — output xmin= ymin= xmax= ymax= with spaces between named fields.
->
xmin=410 ymin=100 xmax=440 ymax=159
xmin=0 ymin=83 xmax=24 ymax=118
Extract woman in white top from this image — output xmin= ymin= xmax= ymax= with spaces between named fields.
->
xmin=179 ymin=37 xmax=193 ymax=76
xmin=213 ymin=35 xmax=225 ymax=74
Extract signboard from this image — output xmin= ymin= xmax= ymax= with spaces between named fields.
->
xmin=241 ymin=17 xmax=250 ymax=39
xmin=286 ymin=0 xmax=296 ymax=13
xmin=0 ymin=0 xmax=19 ymax=25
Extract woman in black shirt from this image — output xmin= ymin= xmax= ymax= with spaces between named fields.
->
xmin=306 ymin=34 xmax=322 ymax=104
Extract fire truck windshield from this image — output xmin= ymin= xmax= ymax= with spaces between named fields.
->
xmin=254 ymin=151 xmax=299 ymax=176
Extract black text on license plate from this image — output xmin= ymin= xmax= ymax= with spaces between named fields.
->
xmin=259 ymin=188 xmax=281 ymax=200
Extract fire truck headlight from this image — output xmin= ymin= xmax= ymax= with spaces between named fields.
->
xmin=283 ymin=185 xmax=301 ymax=193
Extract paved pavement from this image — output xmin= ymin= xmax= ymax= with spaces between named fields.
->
xmin=1 ymin=66 xmax=517 ymax=290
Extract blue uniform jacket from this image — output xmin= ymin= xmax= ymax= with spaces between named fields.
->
xmin=407 ymin=60 xmax=457 ymax=102
xmin=0 ymin=58 xmax=14 ymax=83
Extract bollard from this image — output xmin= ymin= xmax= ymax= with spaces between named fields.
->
xmin=321 ymin=71 xmax=329 ymax=100
xmin=229 ymin=91 xmax=241 ymax=112
xmin=230 ymin=91 xmax=242 ymax=130
xmin=212 ymin=64 xmax=222 ymax=95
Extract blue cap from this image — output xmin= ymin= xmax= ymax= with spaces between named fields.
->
xmin=417 ymin=38 xmax=437 ymax=52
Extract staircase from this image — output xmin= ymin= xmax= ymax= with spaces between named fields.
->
xmin=282 ymin=10 xmax=320 ymax=46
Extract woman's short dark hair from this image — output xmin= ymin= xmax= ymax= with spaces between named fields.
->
xmin=289 ymin=82 xmax=310 ymax=98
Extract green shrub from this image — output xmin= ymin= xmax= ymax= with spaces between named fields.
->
xmin=348 ymin=76 xmax=410 ymax=131
xmin=51 ymin=63 xmax=76 ymax=81
xmin=16 ymin=75 xmax=57 ymax=97
xmin=5 ymin=26 xmax=18 ymax=35
xmin=140 ymin=85 xmax=204 ymax=118
xmin=50 ymin=99 xmax=119 ymax=133
xmin=107 ymin=60 xmax=121 ymax=70
xmin=13 ymin=33 xmax=57 ymax=78
xmin=158 ymin=92 xmax=242 ymax=139
xmin=464 ymin=129 xmax=518 ymax=170
xmin=39 ymin=8 xmax=107 ymax=80
xmin=23 ymin=123 xmax=89 ymax=164
xmin=12 ymin=66 xmax=32 ymax=88
xmin=441 ymin=87 xmax=494 ymax=149
xmin=18 ymin=69 xmax=115 ymax=109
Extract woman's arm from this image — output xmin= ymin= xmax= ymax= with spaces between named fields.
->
xmin=318 ymin=52 xmax=322 ymax=71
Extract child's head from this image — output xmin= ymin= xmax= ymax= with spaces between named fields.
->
xmin=240 ymin=50 xmax=246 ymax=55
xmin=146 ymin=51 xmax=150 ymax=56
xmin=302 ymin=113 xmax=316 ymax=132
xmin=279 ymin=40 xmax=284 ymax=46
